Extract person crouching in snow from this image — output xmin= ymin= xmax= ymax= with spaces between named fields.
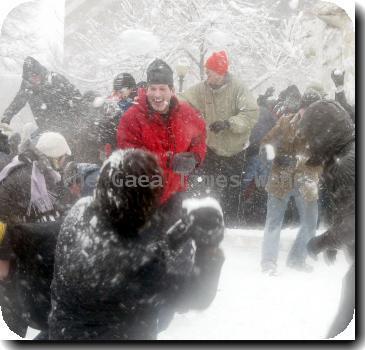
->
xmin=0 ymin=132 xmax=71 ymax=337
xmin=48 ymin=149 xmax=224 ymax=340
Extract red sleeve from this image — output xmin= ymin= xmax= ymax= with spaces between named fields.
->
xmin=188 ymin=111 xmax=207 ymax=167
xmin=117 ymin=109 xmax=143 ymax=149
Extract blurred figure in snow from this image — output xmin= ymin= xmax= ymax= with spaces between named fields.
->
xmin=1 ymin=57 xmax=83 ymax=149
xmin=260 ymin=84 xmax=324 ymax=275
xmin=97 ymin=73 xmax=137 ymax=161
xmin=0 ymin=132 xmax=71 ymax=338
xmin=180 ymin=50 xmax=258 ymax=227
xmin=299 ymin=100 xmax=355 ymax=338
xmin=239 ymin=86 xmax=277 ymax=225
xmin=49 ymin=149 xmax=224 ymax=340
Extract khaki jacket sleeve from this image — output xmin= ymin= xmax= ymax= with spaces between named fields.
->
xmin=179 ymin=85 xmax=203 ymax=113
xmin=228 ymin=83 xmax=258 ymax=135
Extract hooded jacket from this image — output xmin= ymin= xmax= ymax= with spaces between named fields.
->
xmin=3 ymin=57 xmax=82 ymax=142
xmin=117 ymin=91 xmax=206 ymax=203
xmin=299 ymin=100 xmax=355 ymax=258
xmin=49 ymin=195 xmax=224 ymax=340
xmin=180 ymin=74 xmax=258 ymax=157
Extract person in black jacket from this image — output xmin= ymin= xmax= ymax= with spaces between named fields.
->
xmin=0 ymin=132 xmax=71 ymax=337
xmin=297 ymin=100 xmax=355 ymax=338
xmin=49 ymin=149 xmax=224 ymax=340
xmin=1 ymin=57 xmax=83 ymax=148
xmin=97 ymin=73 xmax=137 ymax=161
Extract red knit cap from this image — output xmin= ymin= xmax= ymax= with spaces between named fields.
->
xmin=205 ymin=51 xmax=229 ymax=76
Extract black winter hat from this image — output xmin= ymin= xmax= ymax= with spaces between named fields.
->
xmin=147 ymin=59 xmax=174 ymax=87
xmin=274 ymin=84 xmax=301 ymax=115
xmin=22 ymin=56 xmax=47 ymax=81
xmin=113 ymin=73 xmax=136 ymax=91
xmin=95 ymin=149 xmax=163 ymax=231
xmin=299 ymin=100 xmax=354 ymax=165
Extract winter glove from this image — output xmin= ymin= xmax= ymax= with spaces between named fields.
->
xmin=331 ymin=69 xmax=345 ymax=88
xmin=259 ymin=144 xmax=275 ymax=163
xmin=257 ymin=87 xmax=275 ymax=107
xmin=209 ymin=120 xmax=230 ymax=134
xmin=323 ymin=249 xmax=337 ymax=265
xmin=307 ymin=234 xmax=327 ymax=259
xmin=171 ymin=152 xmax=197 ymax=174
xmin=182 ymin=198 xmax=224 ymax=248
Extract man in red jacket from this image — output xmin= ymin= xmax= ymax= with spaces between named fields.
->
xmin=117 ymin=59 xmax=206 ymax=204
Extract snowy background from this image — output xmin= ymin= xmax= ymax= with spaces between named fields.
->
xmin=0 ymin=0 xmax=357 ymax=343
xmin=0 ymin=0 xmax=355 ymax=134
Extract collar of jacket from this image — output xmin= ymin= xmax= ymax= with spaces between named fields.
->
xmin=205 ymin=73 xmax=232 ymax=92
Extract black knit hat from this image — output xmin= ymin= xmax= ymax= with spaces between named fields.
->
xmin=146 ymin=59 xmax=174 ymax=87
xmin=113 ymin=73 xmax=136 ymax=91
xmin=22 ymin=56 xmax=47 ymax=81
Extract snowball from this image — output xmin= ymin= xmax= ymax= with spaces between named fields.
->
xmin=182 ymin=197 xmax=223 ymax=217
xmin=334 ymin=69 xmax=343 ymax=76
xmin=288 ymin=0 xmax=299 ymax=10
xmin=40 ymin=103 xmax=47 ymax=110
xmin=93 ymin=96 xmax=105 ymax=108
xmin=264 ymin=144 xmax=275 ymax=161
xmin=119 ymin=30 xmax=160 ymax=55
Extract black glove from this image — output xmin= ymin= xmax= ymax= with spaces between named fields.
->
xmin=331 ymin=69 xmax=345 ymax=87
xmin=187 ymin=204 xmax=224 ymax=248
xmin=1 ymin=115 xmax=12 ymax=125
xmin=209 ymin=120 xmax=230 ymax=134
xmin=257 ymin=87 xmax=275 ymax=107
xmin=324 ymin=249 xmax=337 ymax=265
xmin=171 ymin=152 xmax=197 ymax=174
xmin=307 ymin=234 xmax=326 ymax=259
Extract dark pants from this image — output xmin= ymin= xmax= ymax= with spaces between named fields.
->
xmin=198 ymin=148 xmax=246 ymax=227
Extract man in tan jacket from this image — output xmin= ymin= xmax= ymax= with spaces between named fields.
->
xmin=181 ymin=51 xmax=258 ymax=226
xmin=260 ymin=85 xmax=323 ymax=275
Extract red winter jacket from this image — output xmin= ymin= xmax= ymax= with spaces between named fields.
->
xmin=117 ymin=92 xmax=206 ymax=203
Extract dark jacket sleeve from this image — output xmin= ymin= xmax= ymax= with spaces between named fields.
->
xmin=3 ymin=80 xmax=30 ymax=121
xmin=0 ymin=168 xmax=30 ymax=223
xmin=335 ymin=91 xmax=355 ymax=122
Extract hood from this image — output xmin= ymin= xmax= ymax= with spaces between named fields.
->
xmin=298 ymin=100 xmax=355 ymax=166
xmin=22 ymin=56 xmax=48 ymax=82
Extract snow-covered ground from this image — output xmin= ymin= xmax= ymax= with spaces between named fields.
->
xmin=0 ymin=226 xmax=353 ymax=341
xmin=159 ymin=227 xmax=352 ymax=340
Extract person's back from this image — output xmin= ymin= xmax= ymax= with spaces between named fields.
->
xmin=49 ymin=149 xmax=224 ymax=340
xmin=49 ymin=196 xmax=176 ymax=340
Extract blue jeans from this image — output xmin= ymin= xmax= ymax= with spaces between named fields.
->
xmin=261 ymin=188 xmax=318 ymax=268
